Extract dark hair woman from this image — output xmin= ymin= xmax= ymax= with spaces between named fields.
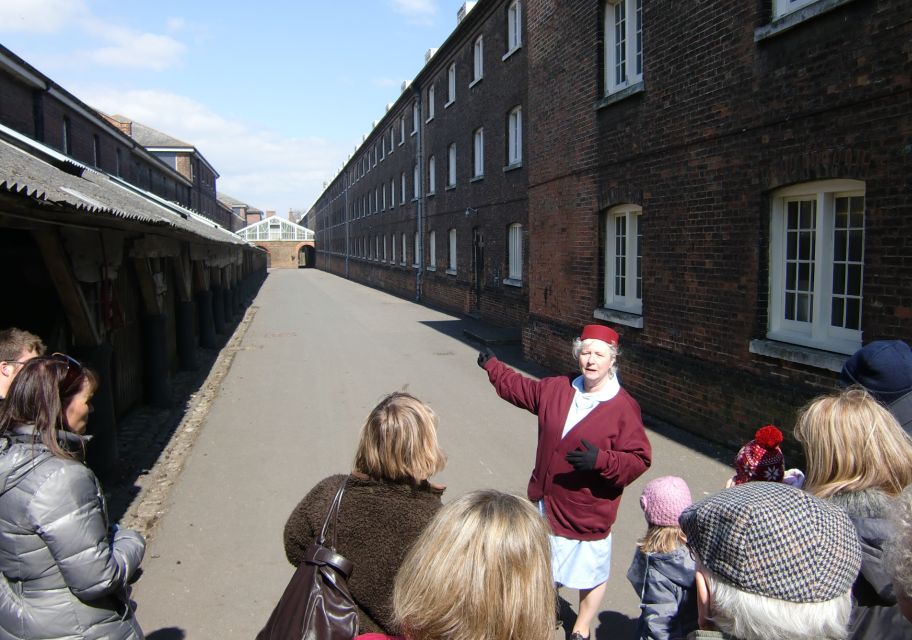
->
xmin=0 ymin=355 xmax=145 ymax=640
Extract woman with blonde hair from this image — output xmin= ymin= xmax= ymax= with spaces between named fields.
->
xmin=356 ymin=490 xmax=556 ymax=640
xmin=283 ymin=391 xmax=447 ymax=635
xmin=794 ymin=386 xmax=912 ymax=639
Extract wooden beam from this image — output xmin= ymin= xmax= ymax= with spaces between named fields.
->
xmin=172 ymin=250 xmax=193 ymax=303
xmin=32 ymin=229 xmax=102 ymax=347
xmin=132 ymin=257 xmax=164 ymax=315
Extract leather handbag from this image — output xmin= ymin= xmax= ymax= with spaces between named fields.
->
xmin=256 ymin=477 xmax=358 ymax=640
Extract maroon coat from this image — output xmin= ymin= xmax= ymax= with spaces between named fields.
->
xmin=484 ymin=357 xmax=651 ymax=540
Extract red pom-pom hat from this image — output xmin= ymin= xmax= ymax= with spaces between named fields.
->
xmin=733 ymin=425 xmax=785 ymax=485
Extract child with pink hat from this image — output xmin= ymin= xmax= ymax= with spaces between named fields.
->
xmin=626 ymin=476 xmax=698 ymax=640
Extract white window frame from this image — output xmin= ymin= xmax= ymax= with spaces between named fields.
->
xmin=768 ymin=179 xmax=865 ymax=355
xmin=426 ymin=85 xmax=435 ymax=122
xmin=448 ymin=228 xmax=457 ymax=274
xmin=374 ymin=187 xmax=379 ymax=213
xmin=446 ymin=63 xmax=456 ymax=106
xmin=389 ymin=128 xmax=395 ymax=154
xmin=401 ymin=233 xmax=407 ymax=266
xmin=428 ymin=230 xmax=436 ymax=269
xmin=448 ymin=143 xmax=457 ymax=187
xmin=505 ymin=1 xmax=522 ymax=56
xmin=773 ymin=0 xmax=817 ymax=18
xmin=472 ymin=36 xmax=484 ymax=85
xmin=390 ymin=179 xmax=396 ymax=208
xmin=383 ymin=234 xmax=388 ymax=262
xmin=603 ymin=204 xmax=643 ymax=315
xmin=412 ymin=102 xmax=419 ymax=134
xmin=472 ymin=128 xmax=484 ymax=178
xmin=413 ymin=231 xmax=420 ymax=267
xmin=506 ymin=223 xmax=523 ymax=283
xmin=392 ymin=233 xmax=397 ymax=263
xmin=604 ymin=0 xmax=643 ymax=95
xmin=507 ymin=106 xmax=522 ymax=166
xmin=399 ymin=116 xmax=405 ymax=144
xmin=382 ymin=185 xmax=386 ymax=211
xmin=413 ymin=163 xmax=420 ymax=199
xmin=428 ymin=155 xmax=436 ymax=195
xmin=400 ymin=173 xmax=406 ymax=204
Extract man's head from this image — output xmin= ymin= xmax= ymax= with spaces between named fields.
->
xmin=679 ymin=482 xmax=862 ymax=640
xmin=840 ymin=340 xmax=912 ymax=430
xmin=0 ymin=328 xmax=46 ymax=399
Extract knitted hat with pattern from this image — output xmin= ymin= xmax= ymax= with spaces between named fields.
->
xmin=734 ymin=425 xmax=784 ymax=484
xmin=639 ymin=476 xmax=692 ymax=527
xmin=679 ymin=482 xmax=862 ymax=603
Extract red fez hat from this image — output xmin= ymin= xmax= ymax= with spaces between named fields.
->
xmin=580 ymin=324 xmax=619 ymax=346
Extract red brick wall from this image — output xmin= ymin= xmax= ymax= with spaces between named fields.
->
xmin=256 ymin=241 xmax=314 ymax=269
xmin=526 ymin=0 xmax=912 ymax=450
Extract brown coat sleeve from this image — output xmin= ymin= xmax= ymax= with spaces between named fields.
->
xmin=282 ymin=474 xmax=344 ymax=566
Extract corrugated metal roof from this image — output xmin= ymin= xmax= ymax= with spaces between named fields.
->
xmin=0 ymin=124 xmax=247 ymax=246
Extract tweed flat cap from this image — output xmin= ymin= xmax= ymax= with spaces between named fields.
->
xmin=679 ymin=482 xmax=861 ymax=603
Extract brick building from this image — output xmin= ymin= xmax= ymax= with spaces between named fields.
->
xmin=104 ymin=114 xmax=228 ymax=229
xmin=0 ymin=44 xmax=266 ymax=475
xmin=312 ymin=0 xmax=912 ymax=450
xmin=312 ymin=0 xmax=529 ymax=329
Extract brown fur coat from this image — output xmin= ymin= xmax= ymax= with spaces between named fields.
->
xmin=283 ymin=473 xmax=443 ymax=634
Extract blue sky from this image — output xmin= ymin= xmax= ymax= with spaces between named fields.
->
xmin=0 ymin=0 xmax=464 ymax=217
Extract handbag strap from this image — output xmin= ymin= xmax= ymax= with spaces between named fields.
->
xmin=318 ymin=475 xmax=348 ymax=549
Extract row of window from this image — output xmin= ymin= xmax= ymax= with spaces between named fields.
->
xmin=602 ymin=180 xmax=865 ymax=355
xmin=348 ymin=107 xmax=522 ymax=218
xmin=348 ymin=224 xmax=524 ymax=282
xmin=350 ymin=1 xmax=523 ymax=185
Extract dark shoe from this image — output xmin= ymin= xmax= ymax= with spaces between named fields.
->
xmin=569 ymin=633 xmax=589 ymax=640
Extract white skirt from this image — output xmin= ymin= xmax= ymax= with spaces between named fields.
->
xmin=538 ymin=500 xmax=612 ymax=589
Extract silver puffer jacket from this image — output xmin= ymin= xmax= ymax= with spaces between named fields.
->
xmin=0 ymin=425 xmax=145 ymax=640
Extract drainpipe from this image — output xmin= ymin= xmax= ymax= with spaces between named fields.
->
xmin=414 ymin=85 xmax=425 ymax=302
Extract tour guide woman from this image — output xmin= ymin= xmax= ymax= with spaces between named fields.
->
xmin=478 ymin=324 xmax=651 ymax=640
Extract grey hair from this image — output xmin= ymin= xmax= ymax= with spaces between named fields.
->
xmin=700 ymin=566 xmax=852 ymax=640
xmin=571 ymin=338 xmax=619 ymax=377
xmin=886 ymin=485 xmax=912 ymax=601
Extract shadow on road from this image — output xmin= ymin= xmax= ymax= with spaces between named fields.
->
xmin=102 ymin=277 xmax=266 ymax=524
xmin=146 ymin=627 xmax=186 ymax=640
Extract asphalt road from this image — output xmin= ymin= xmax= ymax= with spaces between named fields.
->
xmin=132 ymin=268 xmax=733 ymax=640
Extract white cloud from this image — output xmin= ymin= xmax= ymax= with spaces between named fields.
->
xmin=82 ymin=88 xmax=350 ymax=213
xmin=0 ymin=0 xmax=186 ymax=71
xmin=390 ymin=0 xmax=438 ymax=25
xmin=0 ymin=0 xmax=88 ymax=34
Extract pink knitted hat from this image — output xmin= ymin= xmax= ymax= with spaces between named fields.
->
xmin=734 ymin=425 xmax=785 ymax=484
xmin=640 ymin=476 xmax=693 ymax=527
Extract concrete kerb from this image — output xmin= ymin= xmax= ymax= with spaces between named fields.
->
xmin=118 ymin=305 xmax=259 ymax=539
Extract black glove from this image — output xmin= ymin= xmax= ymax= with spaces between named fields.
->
xmin=565 ymin=439 xmax=599 ymax=471
xmin=477 ymin=347 xmax=496 ymax=368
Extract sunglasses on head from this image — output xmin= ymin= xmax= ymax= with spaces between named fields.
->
xmin=51 ymin=352 xmax=84 ymax=395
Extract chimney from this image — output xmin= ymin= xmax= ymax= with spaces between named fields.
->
xmin=266 ymin=210 xmax=275 ymax=218
xmin=457 ymin=2 xmax=477 ymax=23
xmin=425 ymin=48 xmax=438 ymax=63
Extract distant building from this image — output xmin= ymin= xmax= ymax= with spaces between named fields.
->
xmin=218 ymin=192 xmax=264 ymax=228
xmin=236 ymin=216 xmax=315 ymax=268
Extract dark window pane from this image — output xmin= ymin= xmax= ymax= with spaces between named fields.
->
xmin=832 ymin=264 xmax=846 ymax=295
xmin=831 ymin=297 xmax=844 ymax=328
xmin=846 ymin=298 xmax=861 ymax=330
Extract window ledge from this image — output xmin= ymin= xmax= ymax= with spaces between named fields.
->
xmin=469 ymin=77 xmax=483 ymax=89
xmin=399 ymin=140 xmax=405 ymax=146
xmin=502 ymin=45 xmax=522 ymax=61
xmin=412 ymin=264 xmax=419 ymax=269
xmin=427 ymin=265 xmax=436 ymax=272
xmin=593 ymin=307 xmax=643 ymax=329
xmin=411 ymin=131 xmax=417 ymax=137
xmin=412 ymin=197 xmax=419 ymax=202
xmin=502 ymin=277 xmax=522 ymax=287
xmin=596 ymin=81 xmax=645 ymax=110
xmin=470 ymin=175 xmax=484 ymax=183
xmin=503 ymin=161 xmax=523 ymax=172
xmin=446 ymin=268 xmax=457 ymax=276
xmin=425 ymin=116 xmax=434 ymax=124
xmin=755 ymin=0 xmax=859 ymax=41
xmin=749 ymin=339 xmax=847 ymax=372
xmin=446 ymin=184 xmax=456 ymax=191
xmin=427 ymin=191 xmax=435 ymax=198
xmin=444 ymin=99 xmax=455 ymax=109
